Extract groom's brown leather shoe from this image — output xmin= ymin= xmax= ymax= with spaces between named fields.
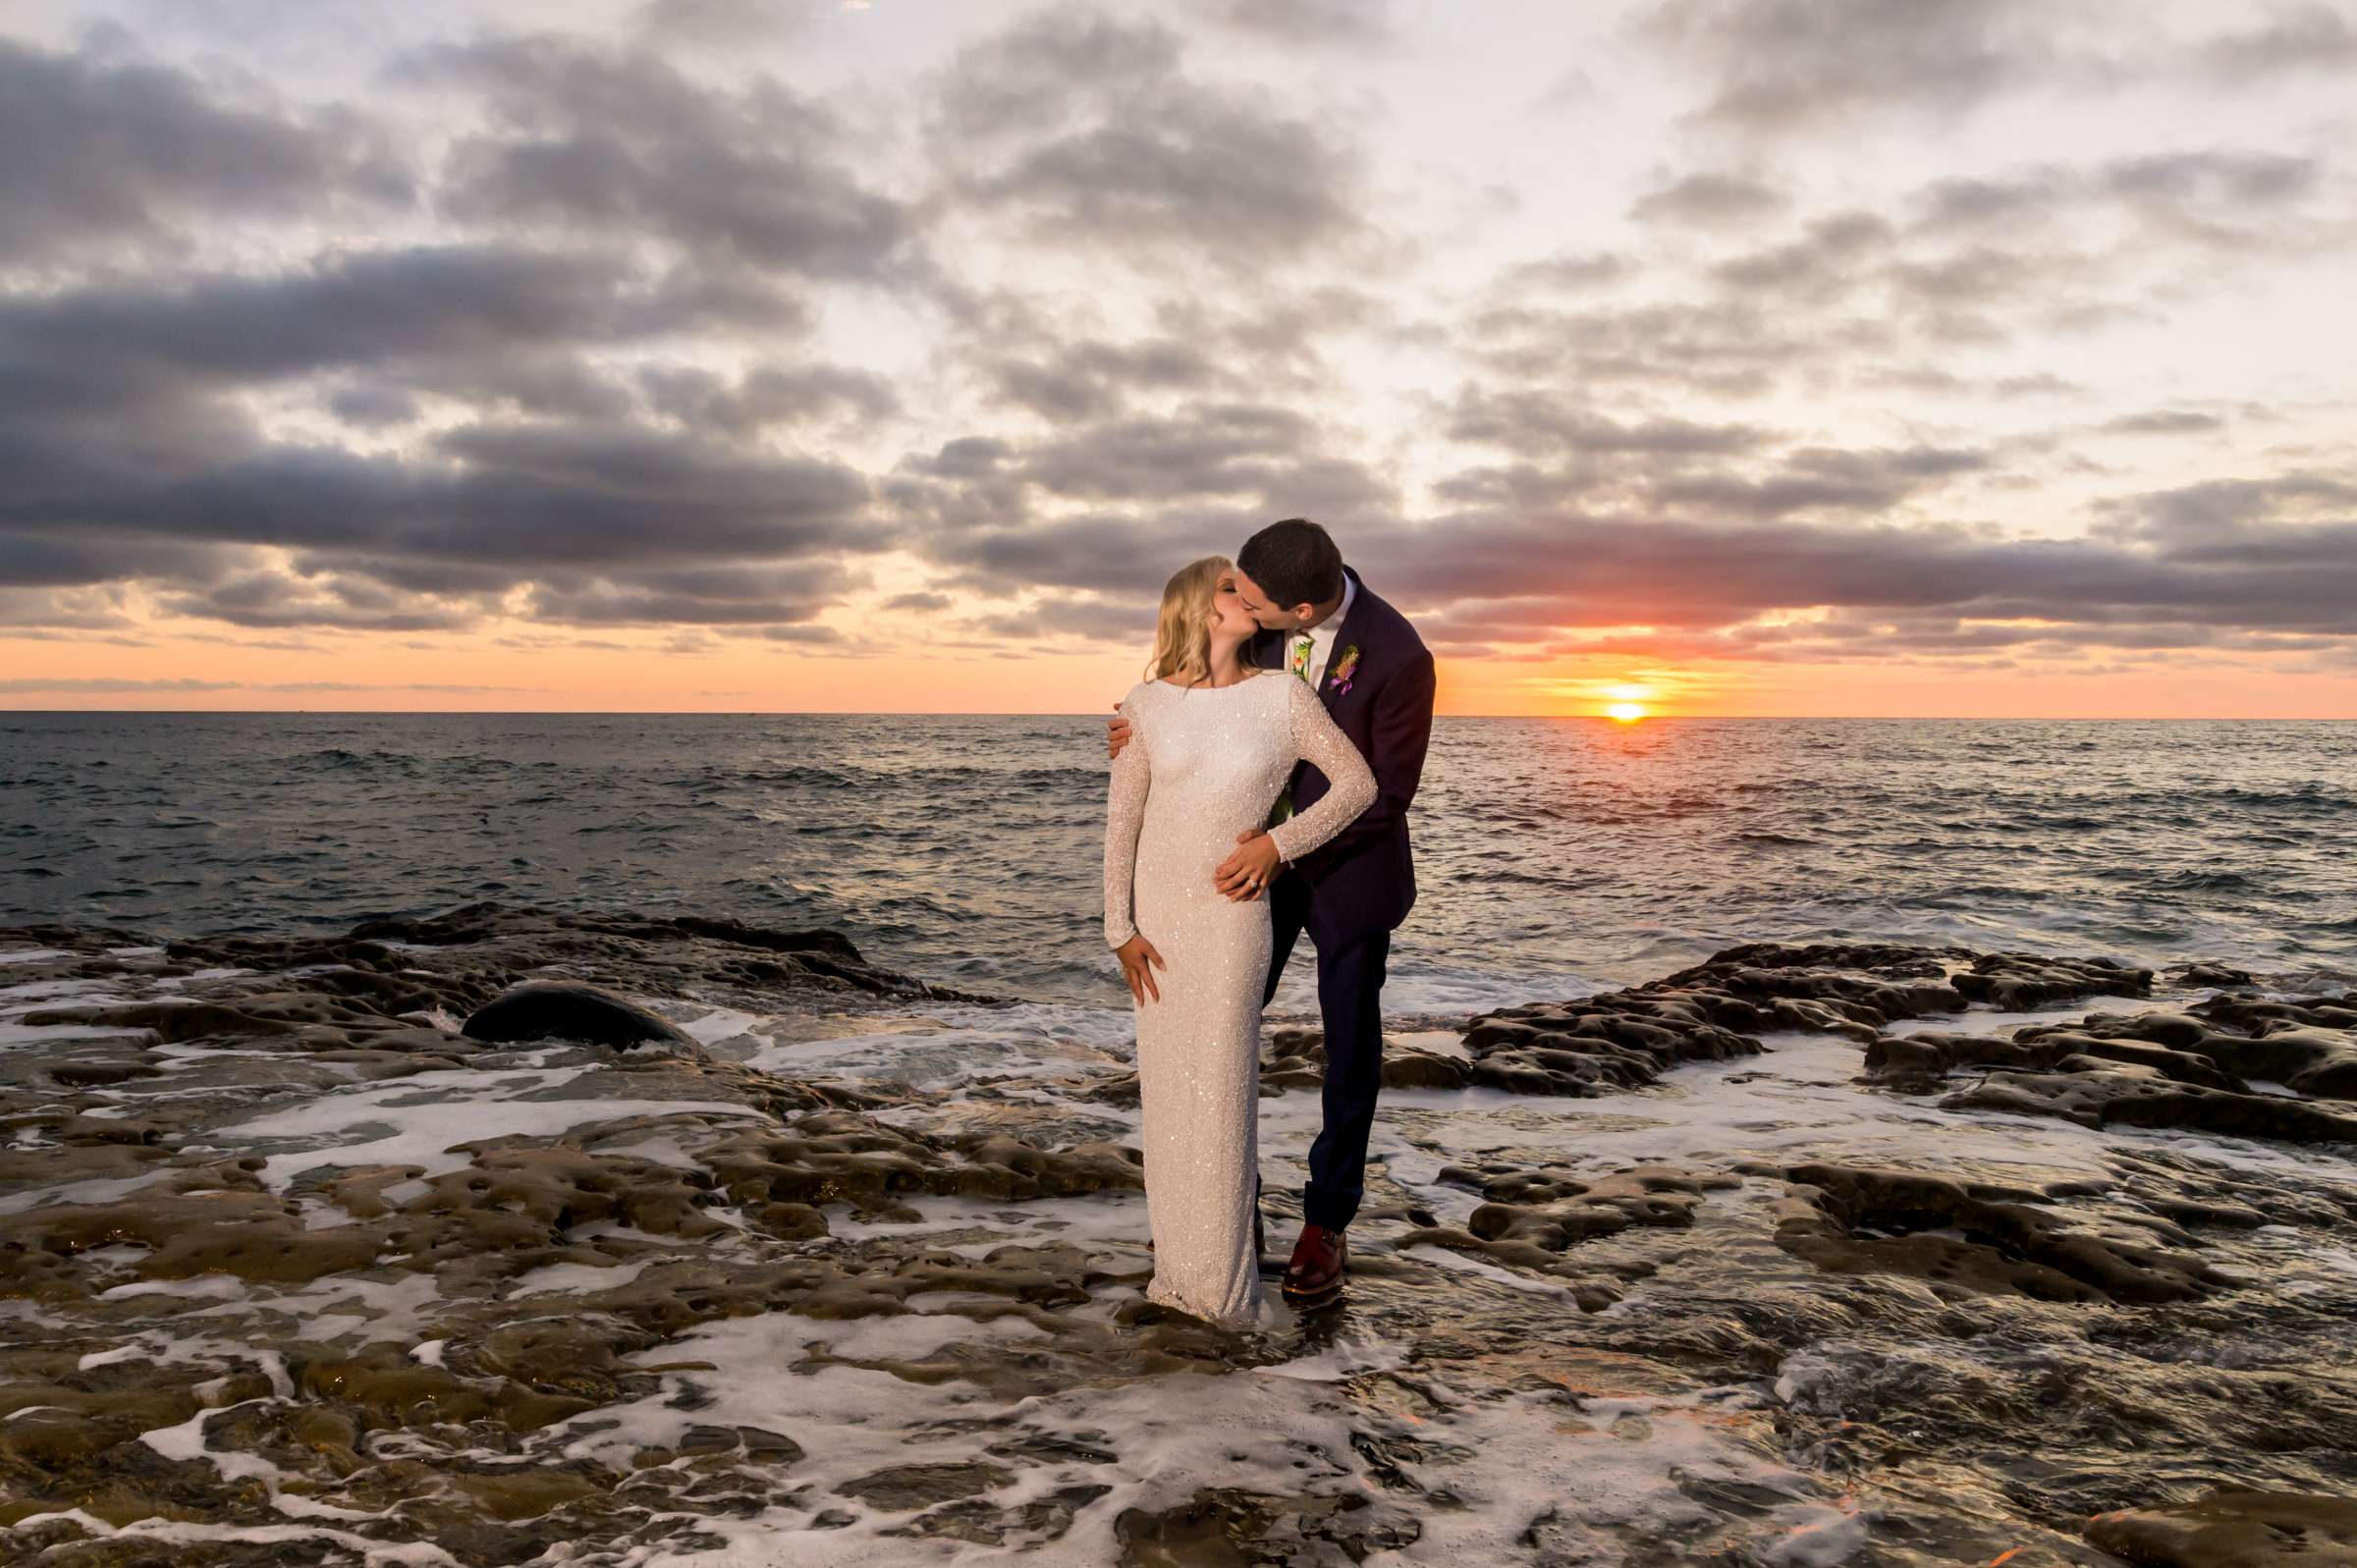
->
xmin=1282 ymin=1223 xmax=1346 ymax=1305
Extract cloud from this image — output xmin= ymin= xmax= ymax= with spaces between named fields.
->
xmin=637 ymin=363 xmax=902 ymax=436
xmin=1338 ymin=462 xmax=2357 ymax=661
xmin=1628 ymin=171 xmax=1788 ymax=228
xmin=1635 ymin=0 xmax=2109 ymax=133
xmin=1443 ymin=391 xmax=1770 ymax=461
xmin=2102 ymin=409 xmax=2224 ymax=436
xmin=926 ymin=11 xmax=1366 ymax=270
xmin=521 ymin=560 xmax=857 ymax=626
xmin=1182 ymin=0 xmax=1399 ymax=48
xmin=0 ymin=36 xmax=410 ymax=263
xmin=405 ymin=34 xmax=919 ymax=284
xmin=2193 ymin=5 xmax=2357 ymax=85
xmin=987 ymin=336 xmax=1224 ymax=423
xmin=0 ymin=676 xmax=239 ymax=692
xmin=631 ymin=0 xmax=806 ymax=49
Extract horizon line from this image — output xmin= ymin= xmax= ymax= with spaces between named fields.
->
xmin=4 ymin=708 xmax=2352 ymax=722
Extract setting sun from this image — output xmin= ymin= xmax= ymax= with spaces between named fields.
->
xmin=1607 ymin=703 xmax=1646 ymax=723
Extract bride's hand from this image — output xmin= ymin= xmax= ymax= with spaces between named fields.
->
xmin=1117 ymin=934 xmax=1166 ymax=1004
xmin=1213 ymin=830 xmax=1282 ymax=901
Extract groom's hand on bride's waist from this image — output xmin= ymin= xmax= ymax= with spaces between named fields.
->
xmin=1107 ymin=705 xmax=1131 ymax=760
xmin=1214 ymin=830 xmax=1283 ymax=901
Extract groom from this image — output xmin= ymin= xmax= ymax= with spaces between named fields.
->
xmin=1108 ymin=517 xmax=1437 ymax=1306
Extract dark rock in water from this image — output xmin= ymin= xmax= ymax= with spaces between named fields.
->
xmin=697 ymin=1109 xmax=1143 ymax=1218
xmin=1653 ymin=941 xmax=1972 ymax=1034
xmin=1459 ymin=996 xmax=1764 ymax=1096
xmin=2189 ymin=991 xmax=2357 ymax=1097
xmin=1866 ymin=995 xmax=2357 ymax=1144
xmin=1774 ymin=1162 xmax=2236 ymax=1304
xmin=1115 ymin=1486 xmax=1422 ymax=1564
xmin=1398 ymin=1162 xmax=1740 ymax=1310
xmin=2173 ymin=960 xmax=2258 ymax=989
xmin=1949 ymin=949 xmax=2152 ymax=1010
xmin=338 ymin=899 xmax=979 ymax=1002
xmin=2086 ymin=1488 xmax=2357 ymax=1566
xmin=1939 ymin=1069 xmax=2357 ymax=1145
xmin=464 ymin=981 xmax=703 ymax=1052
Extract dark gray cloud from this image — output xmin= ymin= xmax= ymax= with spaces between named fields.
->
xmin=522 ymin=561 xmax=856 ymax=626
xmin=989 ymin=337 xmax=1223 ymax=423
xmin=1344 ymin=464 xmax=2357 ymax=655
xmin=1443 ymin=391 xmax=1769 ymax=461
xmin=1647 ymin=445 xmax=1990 ymax=519
xmin=637 ymin=363 xmax=903 ymax=436
xmin=1628 ymin=171 xmax=1788 ymax=228
xmin=2102 ymin=409 xmax=2225 ymax=436
xmin=1464 ymin=297 xmax=1837 ymax=399
xmin=0 ymin=37 xmax=410 ymax=262
xmin=1635 ymin=0 xmax=2105 ymax=133
xmin=1183 ymin=0 xmax=1398 ymax=48
xmin=1642 ymin=0 xmax=2357 ymax=135
xmin=631 ymin=0 xmax=806 ymax=49
xmin=406 ymin=34 xmax=919 ymax=284
xmin=1491 ymin=251 xmax=1635 ymax=296
xmin=1708 ymin=211 xmax=1894 ymax=298
xmin=150 ymin=569 xmax=482 ymax=632
xmin=2194 ymin=5 xmax=2357 ymax=85
xmin=928 ymin=11 xmax=1365 ymax=268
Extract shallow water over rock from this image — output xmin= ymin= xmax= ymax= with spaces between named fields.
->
xmin=3 ymin=909 xmax=2354 ymax=1565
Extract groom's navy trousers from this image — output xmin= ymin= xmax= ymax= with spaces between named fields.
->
xmin=1248 ymin=566 xmax=1437 ymax=1233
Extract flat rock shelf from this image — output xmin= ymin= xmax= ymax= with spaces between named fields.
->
xmin=2 ymin=911 xmax=2353 ymax=1566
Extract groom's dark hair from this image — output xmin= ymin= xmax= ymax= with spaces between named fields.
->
xmin=1237 ymin=517 xmax=1343 ymax=609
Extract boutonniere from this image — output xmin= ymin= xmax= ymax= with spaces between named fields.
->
xmin=1328 ymin=644 xmax=1362 ymax=696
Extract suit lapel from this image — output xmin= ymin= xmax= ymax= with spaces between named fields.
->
xmin=1317 ymin=565 xmax=1372 ymax=712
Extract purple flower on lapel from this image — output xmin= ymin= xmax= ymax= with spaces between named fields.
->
xmin=1328 ymin=643 xmax=1361 ymax=696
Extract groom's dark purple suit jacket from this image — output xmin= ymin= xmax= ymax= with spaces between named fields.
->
xmin=1246 ymin=565 xmax=1437 ymax=936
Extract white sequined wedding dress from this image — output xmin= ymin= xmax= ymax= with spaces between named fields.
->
xmin=1102 ymin=670 xmax=1379 ymax=1326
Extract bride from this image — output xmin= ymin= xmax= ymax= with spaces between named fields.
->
xmin=1101 ymin=556 xmax=1378 ymax=1327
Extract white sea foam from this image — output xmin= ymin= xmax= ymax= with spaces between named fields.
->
xmin=222 ymin=1063 xmax=772 ymax=1191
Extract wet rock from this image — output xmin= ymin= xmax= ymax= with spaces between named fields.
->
xmin=1865 ymin=999 xmax=2357 ymax=1144
xmin=2174 ymin=960 xmax=2258 ymax=990
xmin=1948 ymin=950 xmax=2152 ymax=1010
xmin=2187 ymin=991 xmax=2357 ymax=1097
xmin=1938 ymin=1070 xmax=2357 ymax=1144
xmin=1654 ymin=940 xmax=1975 ymax=1033
xmin=1395 ymin=1163 xmax=1736 ymax=1311
xmin=2086 ymin=1488 xmax=2357 ymax=1566
xmin=0 ymin=1188 xmax=385 ymax=1292
xmin=336 ymin=899 xmax=991 ymax=1002
xmin=836 ymin=1459 xmax=1014 ymax=1511
xmin=1459 ymin=998 xmax=1764 ymax=1096
xmin=464 ymin=981 xmax=705 ymax=1053
xmin=1114 ymin=1486 xmax=1422 ymax=1566
xmin=697 ymin=1111 xmax=1143 ymax=1217
xmin=1774 ymin=1162 xmax=2236 ymax=1304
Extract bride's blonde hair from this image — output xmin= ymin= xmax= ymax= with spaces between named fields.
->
xmin=1146 ymin=555 xmax=1233 ymax=686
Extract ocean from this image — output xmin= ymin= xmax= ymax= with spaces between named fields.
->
xmin=4 ymin=711 xmax=2355 ymax=1565
xmin=8 ymin=713 xmax=2354 ymax=1010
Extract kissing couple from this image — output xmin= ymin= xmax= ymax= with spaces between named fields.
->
xmin=1101 ymin=517 xmax=1437 ymax=1328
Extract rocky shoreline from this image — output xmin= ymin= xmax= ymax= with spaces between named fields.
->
xmin=3 ymin=905 xmax=2354 ymax=1565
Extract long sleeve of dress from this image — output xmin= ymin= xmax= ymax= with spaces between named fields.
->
xmin=1102 ymin=692 xmax=1150 ymax=949
xmin=1266 ymin=678 xmax=1379 ymax=865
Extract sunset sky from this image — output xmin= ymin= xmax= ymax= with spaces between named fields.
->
xmin=3 ymin=0 xmax=2353 ymax=717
